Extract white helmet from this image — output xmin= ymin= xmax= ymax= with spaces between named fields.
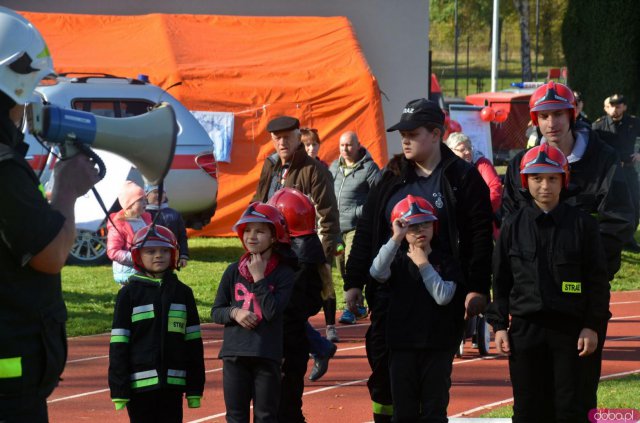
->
xmin=0 ymin=7 xmax=54 ymax=105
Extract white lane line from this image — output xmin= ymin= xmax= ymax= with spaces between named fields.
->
xmin=611 ymin=315 xmax=640 ymax=321
xmin=48 ymin=388 xmax=110 ymax=403
xmin=67 ymin=355 xmax=109 ymax=363
xmin=610 ymin=300 xmax=640 ymax=305
xmin=186 ymin=378 xmax=370 ymax=422
xmin=607 ymin=335 xmax=640 ymax=341
xmin=450 ymin=368 xmax=640 ymax=418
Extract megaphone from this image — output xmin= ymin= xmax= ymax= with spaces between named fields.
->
xmin=26 ymin=102 xmax=177 ymax=185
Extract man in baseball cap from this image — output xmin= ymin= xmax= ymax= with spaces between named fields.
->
xmin=386 ymin=98 xmax=445 ymax=132
xmin=344 ymin=97 xmax=493 ymax=422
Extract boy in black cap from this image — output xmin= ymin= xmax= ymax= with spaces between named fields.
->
xmin=344 ymin=98 xmax=493 ymax=422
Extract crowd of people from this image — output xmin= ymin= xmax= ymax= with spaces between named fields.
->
xmin=2 ymin=6 xmax=640 ymax=423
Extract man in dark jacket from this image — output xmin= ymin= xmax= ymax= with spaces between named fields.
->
xmin=0 ymin=8 xmax=99 ymax=421
xmin=592 ymin=94 xmax=640 ymax=251
xmin=501 ymin=82 xmax=634 ymax=418
xmin=330 ymin=131 xmax=381 ymax=324
xmin=253 ymin=116 xmax=340 ymax=422
xmin=344 ymin=99 xmax=494 ymax=422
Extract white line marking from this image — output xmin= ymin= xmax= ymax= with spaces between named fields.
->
xmin=610 ymin=300 xmax=640 ymax=305
xmin=450 ymin=368 xmax=640 ymax=417
xmin=611 ymin=315 xmax=640 ymax=321
xmin=47 ymin=388 xmax=109 ymax=403
xmin=67 ymin=354 xmax=108 ymax=363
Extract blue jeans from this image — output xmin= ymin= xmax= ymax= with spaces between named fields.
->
xmin=305 ymin=321 xmax=333 ymax=358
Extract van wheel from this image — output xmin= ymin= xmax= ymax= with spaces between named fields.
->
xmin=66 ymin=223 xmax=110 ymax=266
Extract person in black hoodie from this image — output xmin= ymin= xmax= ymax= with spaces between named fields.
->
xmin=0 ymin=8 xmax=100 ymax=422
xmin=501 ymin=82 xmax=634 ymax=415
xmin=488 ymin=144 xmax=610 ymax=422
xmin=344 ymin=98 xmax=494 ymax=423
xmin=211 ymin=203 xmax=296 ymax=423
xmin=370 ymin=195 xmax=460 ymax=422
xmin=109 ymin=224 xmax=205 ymax=423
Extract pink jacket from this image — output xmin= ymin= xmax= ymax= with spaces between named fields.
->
xmin=106 ymin=210 xmax=152 ymax=264
xmin=474 ymin=156 xmax=502 ymax=213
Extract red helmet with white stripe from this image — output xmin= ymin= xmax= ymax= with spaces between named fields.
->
xmin=529 ymin=81 xmax=576 ymax=126
xmin=233 ymin=202 xmax=290 ymax=250
xmin=131 ymin=225 xmax=178 ymax=271
xmin=390 ymin=195 xmax=438 ymax=233
xmin=519 ymin=143 xmax=570 ymax=189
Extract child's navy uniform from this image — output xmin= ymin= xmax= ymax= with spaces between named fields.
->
xmin=109 ymin=272 xmax=205 ymax=423
xmin=487 ymin=203 xmax=610 ymax=422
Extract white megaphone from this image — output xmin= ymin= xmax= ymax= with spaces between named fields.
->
xmin=25 ymin=102 xmax=177 ymax=185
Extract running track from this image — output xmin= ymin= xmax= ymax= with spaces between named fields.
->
xmin=48 ymin=291 xmax=640 ymax=422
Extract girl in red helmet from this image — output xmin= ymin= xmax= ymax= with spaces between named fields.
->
xmin=211 ymin=202 xmax=297 ymax=423
xmin=369 ymin=194 xmax=460 ymax=422
xmin=488 ymin=144 xmax=610 ymax=422
xmin=108 ymin=224 xmax=205 ymax=422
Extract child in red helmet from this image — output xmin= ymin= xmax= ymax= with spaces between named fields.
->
xmin=108 ymin=224 xmax=205 ymax=422
xmin=369 ymin=194 xmax=459 ymax=421
xmin=211 ymin=202 xmax=297 ymax=422
xmin=487 ymin=144 xmax=610 ymax=421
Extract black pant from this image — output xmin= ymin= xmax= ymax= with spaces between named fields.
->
xmin=223 ymin=356 xmax=281 ymax=423
xmin=623 ymin=166 xmax=639 ymax=231
xmin=388 ymin=348 xmax=454 ymax=423
xmin=279 ymin=319 xmax=310 ymax=423
xmin=577 ymin=320 xmax=608 ymax=422
xmin=127 ymin=389 xmax=183 ymax=423
xmin=364 ymin=290 xmax=393 ymax=422
xmin=0 ymin=395 xmax=48 ymax=423
xmin=508 ymin=316 xmax=583 ymax=423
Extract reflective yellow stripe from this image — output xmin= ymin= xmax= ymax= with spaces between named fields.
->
xmin=0 ymin=357 xmax=22 ymax=378
xmin=372 ymin=401 xmax=393 ymax=416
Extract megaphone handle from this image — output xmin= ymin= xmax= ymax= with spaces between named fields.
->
xmin=75 ymin=143 xmax=106 ymax=181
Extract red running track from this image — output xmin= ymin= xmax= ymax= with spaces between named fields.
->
xmin=47 ymin=291 xmax=640 ymax=422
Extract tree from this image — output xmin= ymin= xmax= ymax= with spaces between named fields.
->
xmin=562 ymin=0 xmax=640 ymax=117
xmin=512 ymin=0 xmax=532 ymax=80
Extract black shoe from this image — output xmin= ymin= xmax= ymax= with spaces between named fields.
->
xmin=624 ymin=241 xmax=640 ymax=253
xmin=308 ymin=343 xmax=337 ymax=381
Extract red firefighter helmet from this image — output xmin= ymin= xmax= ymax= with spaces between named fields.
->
xmin=529 ymin=81 xmax=576 ymax=126
xmin=519 ymin=143 xmax=570 ymax=189
xmin=131 ymin=224 xmax=178 ymax=272
xmin=390 ymin=195 xmax=438 ymax=233
xmin=267 ymin=188 xmax=316 ymax=237
xmin=233 ymin=202 xmax=290 ymax=248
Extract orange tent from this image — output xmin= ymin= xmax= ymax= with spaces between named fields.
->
xmin=22 ymin=12 xmax=388 ymax=236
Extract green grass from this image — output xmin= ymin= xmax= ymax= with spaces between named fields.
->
xmin=62 ymin=237 xmax=347 ymax=337
xmin=480 ymin=373 xmax=640 ymax=418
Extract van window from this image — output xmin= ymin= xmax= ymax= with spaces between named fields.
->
xmin=71 ymin=99 xmax=154 ymax=118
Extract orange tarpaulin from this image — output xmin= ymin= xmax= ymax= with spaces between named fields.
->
xmin=22 ymin=12 xmax=388 ymax=236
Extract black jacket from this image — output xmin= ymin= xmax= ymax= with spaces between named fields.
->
xmin=345 ymin=143 xmax=494 ymax=299
xmin=109 ymin=273 xmax=205 ymax=400
xmin=593 ymin=114 xmax=640 ymax=162
xmin=0 ymin=116 xmax=67 ymax=399
xmin=487 ymin=203 xmax=611 ymax=332
xmin=384 ymin=249 xmax=466 ymax=350
xmin=211 ymin=259 xmax=295 ymax=362
xmin=501 ymin=129 xmax=635 ymax=280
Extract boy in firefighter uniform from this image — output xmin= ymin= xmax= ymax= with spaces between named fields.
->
xmin=487 ymin=144 xmax=610 ymax=422
xmin=109 ymin=225 xmax=205 ymax=423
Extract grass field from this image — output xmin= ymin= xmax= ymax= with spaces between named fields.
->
xmin=480 ymin=373 xmax=640 ymax=418
xmin=62 ymin=232 xmax=640 ymax=337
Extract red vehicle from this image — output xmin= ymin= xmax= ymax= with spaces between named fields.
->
xmin=466 ymin=89 xmax=535 ymax=163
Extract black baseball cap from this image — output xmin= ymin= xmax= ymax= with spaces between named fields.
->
xmin=386 ymin=98 xmax=445 ymax=132
xmin=267 ymin=116 xmax=300 ymax=132
xmin=608 ymin=94 xmax=626 ymax=105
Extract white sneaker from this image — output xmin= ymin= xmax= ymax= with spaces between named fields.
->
xmin=326 ymin=325 xmax=340 ymax=343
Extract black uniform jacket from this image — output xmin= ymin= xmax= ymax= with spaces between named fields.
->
xmin=501 ymin=130 xmax=635 ymax=280
xmin=345 ymin=143 xmax=494 ymax=300
xmin=0 ymin=119 xmax=67 ymax=399
xmin=487 ymin=203 xmax=611 ymax=332
xmin=109 ymin=273 xmax=205 ymax=400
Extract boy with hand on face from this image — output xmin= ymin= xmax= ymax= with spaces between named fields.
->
xmin=369 ymin=195 xmax=460 ymax=422
xmin=487 ymin=144 xmax=610 ymax=422
xmin=108 ymin=225 xmax=205 ymax=423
